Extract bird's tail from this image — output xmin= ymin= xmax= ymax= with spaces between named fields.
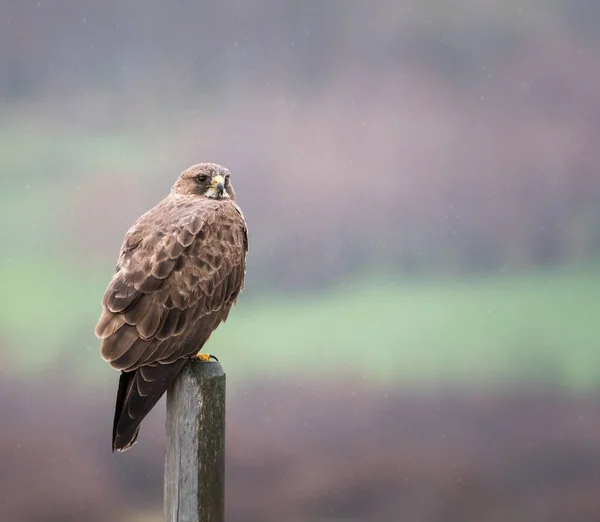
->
xmin=112 ymin=360 xmax=188 ymax=452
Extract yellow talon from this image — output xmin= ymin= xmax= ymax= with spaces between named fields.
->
xmin=194 ymin=353 xmax=213 ymax=362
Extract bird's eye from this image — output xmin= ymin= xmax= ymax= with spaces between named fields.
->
xmin=224 ymin=174 xmax=230 ymax=183
xmin=196 ymin=174 xmax=210 ymax=183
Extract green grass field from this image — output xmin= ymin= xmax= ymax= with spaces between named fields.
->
xmin=2 ymin=256 xmax=598 ymax=389
xmin=1 ymin=129 xmax=598 ymax=390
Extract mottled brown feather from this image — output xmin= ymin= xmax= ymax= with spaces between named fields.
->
xmin=99 ymin=196 xmax=246 ymax=368
xmin=110 ymin=338 xmax=149 ymax=371
xmin=101 ymin=325 xmax=140 ymax=363
xmin=96 ymin=164 xmax=248 ymax=451
xmin=104 ymin=280 xmax=139 ymax=313
xmin=123 ymin=294 xmax=152 ymax=324
xmin=137 ymin=305 xmax=162 ymax=339
xmin=152 ymin=257 xmax=178 ymax=279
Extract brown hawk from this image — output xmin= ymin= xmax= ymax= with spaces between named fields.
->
xmin=95 ymin=163 xmax=248 ymax=451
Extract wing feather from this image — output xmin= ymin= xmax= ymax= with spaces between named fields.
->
xmin=110 ymin=337 xmax=150 ymax=371
xmin=152 ymin=257 xmax=178 ymax=279
xmin=101 ymin=324 xmax=140 ymax=363
xmin=96 ymin=196 xmax=248 ymax=373
xmin=137 ymin=305 xmax=162 ymax=339
xmin=123 ymin=294 xmax=152 ymax=324
xmin=156 ymin=307 xmax=181 ymax=340
xmin=95 ymin=310 xmax=126 ymax=338
xmin=104 ymin=280 xmax=139 ymax=313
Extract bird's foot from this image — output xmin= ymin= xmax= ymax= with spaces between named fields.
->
xmin=193 ymin=352 xmax=219 ymax=362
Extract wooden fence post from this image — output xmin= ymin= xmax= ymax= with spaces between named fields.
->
xmin=164 ymin=360 xmax=226 ymax=522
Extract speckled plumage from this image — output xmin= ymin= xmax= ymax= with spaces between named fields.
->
xmin=95 ymin=163 xmax=248 ymax=451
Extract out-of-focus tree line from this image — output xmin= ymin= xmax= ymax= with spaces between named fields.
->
xmin=2 ymin=1 xmax=600 ymax=291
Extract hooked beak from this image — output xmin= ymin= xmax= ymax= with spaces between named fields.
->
xmin=212 ymin=175 xmax=225 ymax=196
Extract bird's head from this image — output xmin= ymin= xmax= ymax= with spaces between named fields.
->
xmin=171 ymin=163 xmax=235 ymax=200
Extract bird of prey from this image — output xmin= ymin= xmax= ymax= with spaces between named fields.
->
xmin=95 ymin=163 xmax=248 ymax=452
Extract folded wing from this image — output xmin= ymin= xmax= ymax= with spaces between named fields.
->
xmin=95 ymin=197 xmax=247 ymax=450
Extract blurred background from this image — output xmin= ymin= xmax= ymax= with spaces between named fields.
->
xmin=1 ymin=1 xmax=600 ymax=520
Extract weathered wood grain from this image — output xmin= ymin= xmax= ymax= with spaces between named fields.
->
xmin=164 ymin=360 xmax=226 ymax=522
